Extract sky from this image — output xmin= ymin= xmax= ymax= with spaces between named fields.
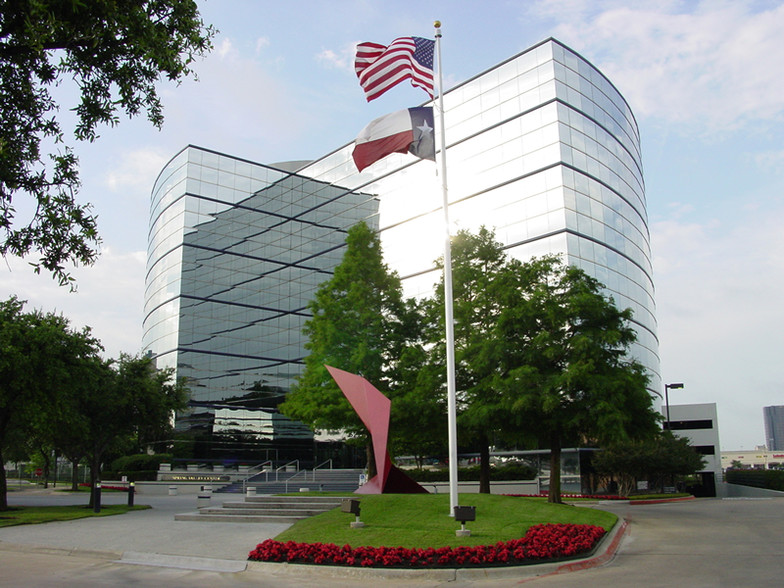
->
xmin=3 ymin=0 xmax=783 ymax=451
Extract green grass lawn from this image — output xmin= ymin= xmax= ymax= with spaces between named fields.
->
xmin=274 ymin=493 xmax=617 ymax=549
xmin=0 ymin=504 xmax=150 ymax=528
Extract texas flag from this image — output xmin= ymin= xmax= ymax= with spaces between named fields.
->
xmin=352 ymin=107 xmax=435 ymax=172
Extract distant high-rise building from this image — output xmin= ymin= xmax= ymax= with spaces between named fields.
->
xmin=144 ymin=38 xmax=661 ymax=461
xmin=763 ymin=406 xmax=784 ymax=450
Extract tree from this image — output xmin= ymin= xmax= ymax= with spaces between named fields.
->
xmin=0 ymin=1 xmax=215 ymax=285
xmin=115 ymin=354 xmax=189 ymax=454
xmin=500 ymin=256 xmax=660 ymax=503
xmin=279 ymin=221 xmax=412 ymax=475
xmin=0 ymin=296 xmax=102 ymax=509
xmin=592 ymin=431 xmax=707 ymax=495
xmin=48 ymin=410 xmax=90 ymax=491
xmin=385 ymin=297 xmax=447 ymax=466
xmin=73 ymin=354 xmax=188 ymax=502
xmin=420 ymin=228 xmax=515 ymax=492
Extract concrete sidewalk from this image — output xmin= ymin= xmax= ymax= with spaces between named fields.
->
xmin=0 ymin=487 xmax=626 ymax=586
xmin=1 ymin=488 xmax=290 ymax=569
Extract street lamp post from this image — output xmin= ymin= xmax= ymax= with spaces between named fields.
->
xmin=664 ymin=383 xmax=684 ymax=429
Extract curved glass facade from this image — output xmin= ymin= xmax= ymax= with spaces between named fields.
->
xmin=144 ymin=39 xmax=660 ymax=458
xmin=297 ymin=39 xmax=660 ymax=394
xmin=144 ymin=147 xmax=378 ymax=456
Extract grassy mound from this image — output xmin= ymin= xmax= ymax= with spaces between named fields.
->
xmin=274 ymin=493 xmax=617 ymax=549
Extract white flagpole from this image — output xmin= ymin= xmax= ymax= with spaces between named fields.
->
xmin=434 ymin=20 xmax=459 ymax=517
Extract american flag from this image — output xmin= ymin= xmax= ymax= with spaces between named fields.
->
xmin=354 ymin=36 xmax=435 ymax=102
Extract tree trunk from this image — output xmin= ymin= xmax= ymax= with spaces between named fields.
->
xmin=479 ymin=436 xmax=491 ymax=494
xmin=548 ymin=430 xmax=563 ymax=504
xmin=70 ymin=458 xmax=80 ymax=492
xmin=88 ymin=454 xmax=101 ymax=508
xmin=0 ymin=447 xmax=7 ymax=511
xmin=38 ymin=446 xmax=51 ymax=489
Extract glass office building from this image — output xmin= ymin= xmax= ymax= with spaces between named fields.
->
xmin=144 ymin=150 xmax=379 ymax=458
xmin=144 ymin=38 xmax=660 ymax=460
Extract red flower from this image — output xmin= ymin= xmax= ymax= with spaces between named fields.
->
xmin=247 ymin=523 xmax=606 ymax=568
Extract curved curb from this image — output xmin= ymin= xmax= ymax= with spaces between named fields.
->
xmin=553 ymin=519 xmax=628 ymax=572
xmin=246 ymin=518 xmax=630 ymax=582
xmin=118 ymin=551 xmax=247 ymax=572
xmin=499 ymin=518 xmax=629 ymax=583
xmin=630 ymin=496 xmax=695 ymax=505
xmin=2 ymin=517 xmax=631 ymax=580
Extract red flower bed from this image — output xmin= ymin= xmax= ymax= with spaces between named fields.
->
xmin=248 ymin=523 xmax=605 ymax=569
xmin=503 ymin=493 xmax=628 ymax=500
xmin=78 ymin=483 xmax=129 ymax=491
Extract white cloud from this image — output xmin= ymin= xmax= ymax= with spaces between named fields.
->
xmin=2 ymin=248 xmax=147 ymax=359
xmin=104 ymin=148 xmax=170 ymax=193
xmin=527 ymin=1 xmax=784 ymax=132
xmin=255 ymin=36 xmax=270 ymax=55
xmin=156 ymin=34 xmax=310 ymax=161
xmin=216 ymin=37 xmax=234 ymax=59
xmin=316 ymin=42 xmax=360 ymax=72
xmin=754 ymin=149 xmax=784 ymax=172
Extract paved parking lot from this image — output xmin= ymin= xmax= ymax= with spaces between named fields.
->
xmin=516 ymin=498 xmax=784 ymax=588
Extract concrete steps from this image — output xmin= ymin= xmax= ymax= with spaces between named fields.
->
xmin=174 ymin=495 xmax=348 ymax=523
xmin=218 ymin=469 xmax=362 ymax=494
xmin=218 ymin=468 xmax=362 ymax=495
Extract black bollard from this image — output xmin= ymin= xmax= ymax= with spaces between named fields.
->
xmin=128 ymin=481 xmax=135 ymax=507
xmin=93 ymin=482 xmax=102 ymax=513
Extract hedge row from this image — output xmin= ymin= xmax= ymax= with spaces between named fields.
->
xmin=110 ymin=453 xmax=173 ymax=472
xmin=725 ymin=469 xmax=784 ymax=491
xmin=403 ymin=463 xmax=536 ymax=482
xmin=103 ymin=454 xmax=174 ymax=482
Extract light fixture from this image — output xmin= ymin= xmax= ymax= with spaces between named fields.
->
xmin=664 ymin=383 xmax=685 ymax=429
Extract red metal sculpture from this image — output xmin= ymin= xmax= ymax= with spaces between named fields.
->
xmin=326 ymin=365 xmax=428 ymax=494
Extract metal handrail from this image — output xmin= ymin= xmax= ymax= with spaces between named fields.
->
xmin=275 ymin=460 xmax=299 ymax=482
xmin=241 ymin=460 xmax=273 ymax=494
xmin=312 ymin=459 xmax=333 ymax=480
xmin=257 ymin=460 xmax=273 ymax=482
xmin=284 ymin=468 xmax=308 ymax=493
xmin=248 ymin=460 xmax=272 ymax=473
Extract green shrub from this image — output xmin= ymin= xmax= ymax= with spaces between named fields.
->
xmin=489 ymin=462 xmax=537 ymax=481
xmin=111 ymin=453 xmax=173 ymax=473
xmin=726 ymin=469 xmax=784 ymax=491
xmin=115 ymin=470 xmax=158 ymax=482
xmin=404 ymin=463 xmax=536 ymax=482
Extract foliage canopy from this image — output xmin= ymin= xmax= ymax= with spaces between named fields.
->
xmin=0 ymin=295 xmax=102 ymax=508
xmin=0 ymin=296 xmax=188 ymax=509
xmin=417 ymin=230 xmax=659 ymax=500
xmin=0 ymin=0 xmax=215 ymax=285
xmin=279 ymin=221 xmax=421 ymax=473
xmin=592 ymin=431 xmax=707 ymax=496
xmin=282 ymin=224 xmax=659 ymax=503
xmin=497 ymin=255 xmax=660 ymax=501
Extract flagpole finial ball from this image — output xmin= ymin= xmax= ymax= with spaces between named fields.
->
xmin=434 ymin=20 xmax=441 ymax=28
